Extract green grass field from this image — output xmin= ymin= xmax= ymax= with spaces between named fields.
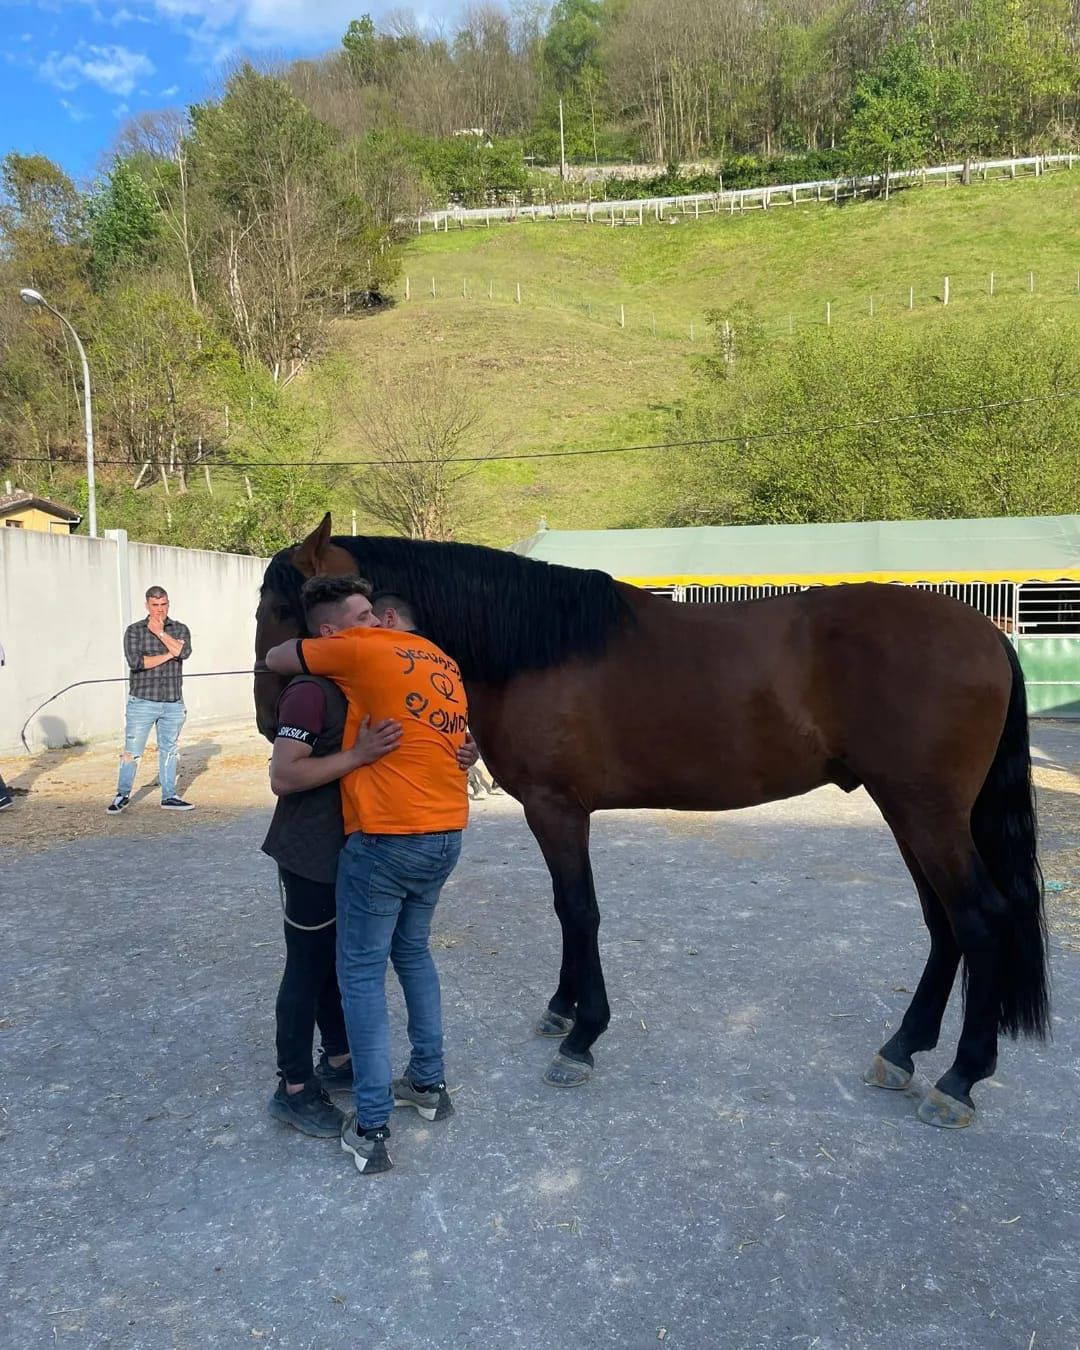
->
xmin=327 ymin=168 xmax=1080 ymax=547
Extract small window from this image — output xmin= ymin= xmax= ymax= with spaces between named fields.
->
xmin=4 ymin=519 xmax=23 ymax=528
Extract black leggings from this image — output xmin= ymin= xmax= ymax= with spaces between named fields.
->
xmin=275 ymin=867 xmax=349 ymax=1085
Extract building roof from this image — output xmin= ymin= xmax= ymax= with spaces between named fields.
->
xmin=512 ymin=515 xmax=1080 ymax=586
xmin=0 ymin=489 xmax=82 ymax=524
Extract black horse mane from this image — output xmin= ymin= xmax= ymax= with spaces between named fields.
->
xmin=260 ymin=535 xmax=633 ymax=682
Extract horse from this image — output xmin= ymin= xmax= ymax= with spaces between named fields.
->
xmin=254 ymin=515 xmax=1049 ymax=1130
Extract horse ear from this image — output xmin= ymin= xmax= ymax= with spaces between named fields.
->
xmin=293 ymin=513 xmax=333 ymax=578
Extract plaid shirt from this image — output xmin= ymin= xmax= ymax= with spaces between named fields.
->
xmin=124 ymin=617 xmax=192 ymax=702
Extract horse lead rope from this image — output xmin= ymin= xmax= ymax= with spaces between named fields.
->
xmin=18 ymin=669 xmax=274 ymax=751
xmin=20 ymin=667 xmax=339 ymax=931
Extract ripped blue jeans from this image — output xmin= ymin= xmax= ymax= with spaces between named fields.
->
xmin=116 ymin=697 xmax=186 ymax=801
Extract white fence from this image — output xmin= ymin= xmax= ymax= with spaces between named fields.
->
xmin=418 ymin=154 xmax=1076 ymax=231
xmin=0 ymin=528 xmax=266 ymax=755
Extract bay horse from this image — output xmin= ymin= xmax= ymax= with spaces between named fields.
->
xmin=254 ymin=515 xmax=1049 ymax=1130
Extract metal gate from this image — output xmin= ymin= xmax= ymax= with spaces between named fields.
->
xmin=652 ymin=578 xmax=1080 ymax=718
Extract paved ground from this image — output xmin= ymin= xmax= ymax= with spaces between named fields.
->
xmin=1 ymin=726 xmax=1078 ymax=1350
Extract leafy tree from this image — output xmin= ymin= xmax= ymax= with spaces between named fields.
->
xmin=843 ymin=40 xmax=934 ymax=185
xmin=86 ymin=160 xmax=161 ymax=283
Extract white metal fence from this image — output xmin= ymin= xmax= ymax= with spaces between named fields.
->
xmin=417 ymin=155 xmax=1076 ymax=231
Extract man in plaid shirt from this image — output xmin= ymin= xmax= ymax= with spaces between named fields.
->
xmin=107 ymin=586 xmax=194 ymax=815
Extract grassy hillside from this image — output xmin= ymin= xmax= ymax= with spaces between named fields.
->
xmin=327 ymin=169 xmax=1080 ymax=547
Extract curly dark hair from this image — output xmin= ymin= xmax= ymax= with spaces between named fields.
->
xmin=300 ymin=574 xmax=372 ymax=629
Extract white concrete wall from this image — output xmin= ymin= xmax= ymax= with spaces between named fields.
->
xmin=0 ymin=529 xmax=266 ymax=755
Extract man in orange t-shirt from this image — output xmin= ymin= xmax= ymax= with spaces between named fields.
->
xmin=265 ymin=575 xmax=469 ymax=1176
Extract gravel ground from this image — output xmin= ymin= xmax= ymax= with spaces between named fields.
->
xmin=1 ymin=723 xmax=1077 ymax=1350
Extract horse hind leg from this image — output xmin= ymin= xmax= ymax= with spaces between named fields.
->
xmin=899 ymin=824 xmax=1013 ymax=1128
xmin=865 ymin=841 xmax=961 ymax=1093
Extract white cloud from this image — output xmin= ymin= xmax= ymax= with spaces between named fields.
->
xmin=40 ymin=41 xmax=155 ymax=96
xmin=59 ymin=97 xmax=92 ymax=122
xmin=160 ymin=83 xmax=179 ymax=96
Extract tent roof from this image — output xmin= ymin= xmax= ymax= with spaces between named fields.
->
xmin=512 ymin=515 xmax=1080 ymax=586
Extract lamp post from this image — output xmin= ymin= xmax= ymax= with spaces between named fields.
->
xmin=20 ymin=287 xmax=97 ymax=538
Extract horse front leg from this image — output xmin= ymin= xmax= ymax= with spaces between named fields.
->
xmin=523 ymin=790 xmax=610 ymax=1088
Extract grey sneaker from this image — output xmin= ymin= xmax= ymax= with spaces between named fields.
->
xmin=268 ymin=1080 xmax=344 ymax=1138
xmin=392 ymin=1076 xmax=454 ymax=1122
xmin=340 ymin=1114 xmax=393 ymax=1175
xmin=106 ymin=794 xmax=130 ymax=815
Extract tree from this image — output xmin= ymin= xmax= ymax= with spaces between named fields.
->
xmin=843 ymin=40 xmax=934 ymax=186
xmin=349 ymin=364 xmax=488 ymax=540
xmin=190 ymin=64 xmax=399 ymax=379
xmin=86 ymin=160 xmax=161 ymax=283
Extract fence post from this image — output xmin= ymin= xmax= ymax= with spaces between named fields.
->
xmin=909 ymin=287 xmax=914 ymax=310
xmin=869 ymin=295 xmax=874 ymax=317
xmin=431 ymin=277 xmax=436 ymax=298
xmin=989 ymin=272 xmax=995 ymax=296
xmin=826 ymin=301 xmax=831 ymax=326
xmin=619 ymin=304 xmax=625 ymax=329
xmin=405 ymin=276 xmax=410 ymax=301
xmin=943 ymin=276 xmax=950 ymax=305
xmin=488 ymin=280 xmax=493 ymax=300
xmin=694 ymin=200 xmax=699 ymax=219
xmin=639 ymin=204 xmax=643 ymax=226
xmin=416 ymin=217 xmax=422 ymax=234
xmin=651 ymin=315 xmax=656 ymax=337
xmin=1029 ymin=271 xmax=1035 ymax=293
xmin=516 ymin=282 xmax=521 ymax=304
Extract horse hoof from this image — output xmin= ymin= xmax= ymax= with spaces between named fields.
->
xmin=543 ymin=1053 xmax=592 ymax=1088
xmin=917 ymin=1087 xmax=975 ymax=1129
xmin=863 ymin=1054 xmax=913 ymax=1091
xmin=534 ymin=1010 xmax=576 ymax=1038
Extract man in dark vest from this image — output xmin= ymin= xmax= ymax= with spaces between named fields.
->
xmin=261 ymin=575 xmax=478 ymax=1139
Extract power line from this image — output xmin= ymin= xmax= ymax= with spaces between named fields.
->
xmin=5 ymin=388 xmax=1080 ymax=471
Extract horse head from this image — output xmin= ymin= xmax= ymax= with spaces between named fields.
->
xmin=253 ymin=513 xmax=361 ymax=740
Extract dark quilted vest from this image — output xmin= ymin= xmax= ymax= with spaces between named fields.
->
xmin=261 ymin=676 xmax=348 ymax=884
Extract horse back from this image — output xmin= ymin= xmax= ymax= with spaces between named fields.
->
xmin=474 ymin=583 xmax=1013 ymax=814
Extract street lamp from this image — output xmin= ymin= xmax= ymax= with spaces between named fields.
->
xmin=20 ymin=287 xmax=97 ymax=538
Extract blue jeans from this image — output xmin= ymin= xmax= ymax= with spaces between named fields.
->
xmin=336 ymin=830 xmax=463 ymax=1129
xmin=116 ymin=697 xmax=186 ymax=801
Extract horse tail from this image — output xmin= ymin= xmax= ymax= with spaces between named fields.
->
xmin=969 ymin=634 xmax=1050 ymax=1040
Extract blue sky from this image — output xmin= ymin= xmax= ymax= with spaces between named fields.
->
xmin=0 ymin=0 xmax=466 ymax=183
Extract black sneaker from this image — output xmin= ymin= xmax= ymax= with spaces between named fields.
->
xmin=340 ymin=1114 xmax=393 ymax=1174
xmin=161 ymin=797 xmax=195 ymax=811
xmin=267 ymin=1080 xmax=345 ymax=1138
xmin=392 ymin=1076 xmax=454 ymax=1122
xmin=106 ymin=794 xmax=130 ymax=815
xmin=0 ymin=790 xmax=13 ymax=811
xmin=315 ymin=1052 xmax=353 ymax=1092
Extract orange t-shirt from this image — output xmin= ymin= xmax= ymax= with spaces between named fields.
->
xmin=299 ymin=627 xmax=469 ymax=836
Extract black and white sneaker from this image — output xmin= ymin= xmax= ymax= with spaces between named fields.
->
xmin=268 ymin=1080 xmax=345 ymax=1138
xmin=392 ymin=1077 xmax=454 ymax=1122
xmin=340 ymin=1114 xmax=393 ymax=1175
xmin=106 ymin=794 xmax=130 ymax=815
xmin=0 ymin=790 xmax=13 ymax=811
xmin=160 ymin=797 xmax=195 ymax=811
